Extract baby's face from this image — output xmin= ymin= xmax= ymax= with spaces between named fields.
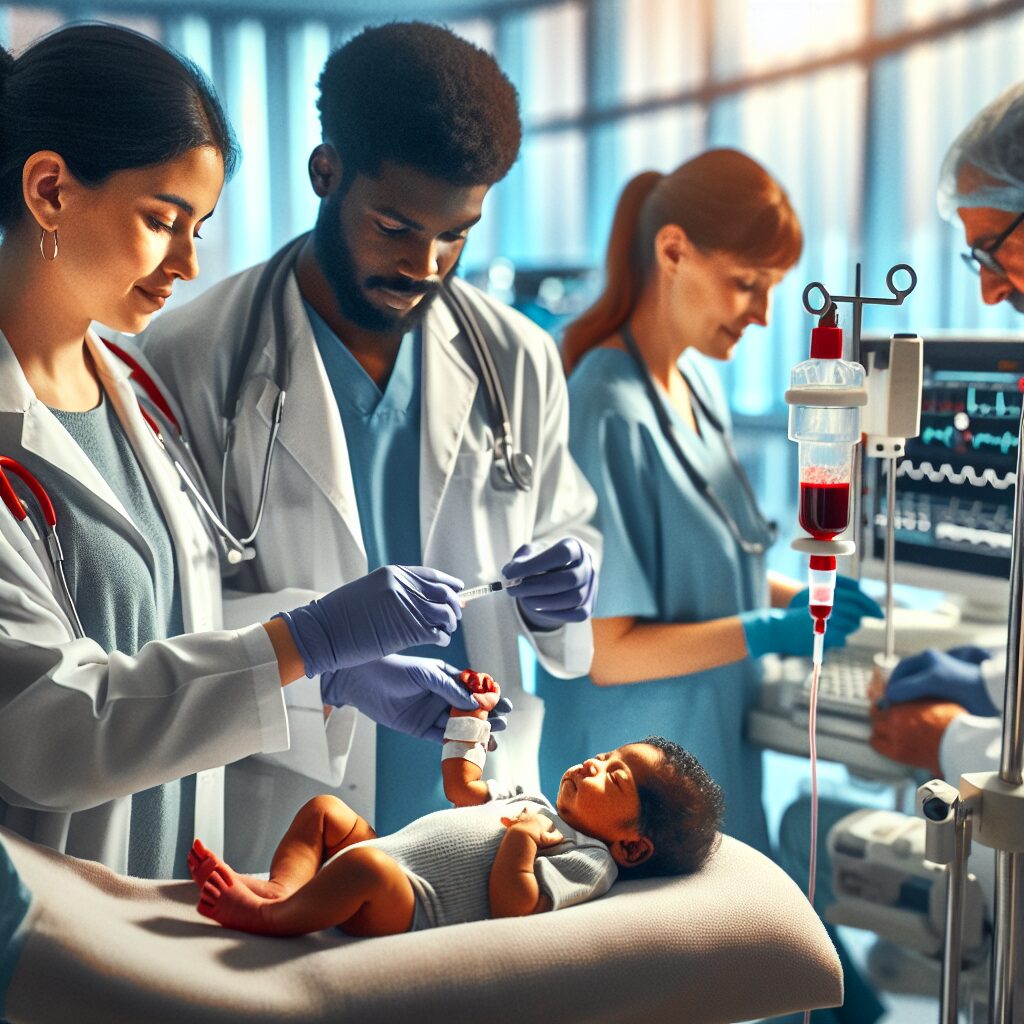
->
xmin=555 ymin=743 xmax=661 ymax=844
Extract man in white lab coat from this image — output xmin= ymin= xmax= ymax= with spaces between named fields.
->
xmin=840 ymin=80 xmax=1024 ymax=1016
xmin=870 ymin=77 xmax=1024 ymax=791
xmin=138 ymin=22 xmax=599 ymax=866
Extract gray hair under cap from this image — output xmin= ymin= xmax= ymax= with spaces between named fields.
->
xmin=937 ymin=79 xmax=1024 ymax=221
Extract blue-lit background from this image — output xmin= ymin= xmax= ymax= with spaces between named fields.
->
xmin=5 ymin=0 xmax=1024 ymax=579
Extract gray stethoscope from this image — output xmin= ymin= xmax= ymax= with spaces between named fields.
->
xmin=620 ymin=321 xmax=777 ymax=556
xmin=167 ymin=234 xmax=534 ymax=565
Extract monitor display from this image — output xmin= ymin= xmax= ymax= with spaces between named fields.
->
xmin=859 ymin=334 xmax=1023 ymax=606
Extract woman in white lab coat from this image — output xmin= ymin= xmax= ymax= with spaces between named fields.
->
xmin=0 ymin=25 xmax=468 ymax=878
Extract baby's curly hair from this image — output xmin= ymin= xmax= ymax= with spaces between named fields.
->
xmin=629 ymin=736 xmax=724 ymax=879
xmin=317 ymin=21 xmax=521 ymax=189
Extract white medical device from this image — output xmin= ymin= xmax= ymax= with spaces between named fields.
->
xmin=826 ymin=807 xmax=987 ymax=963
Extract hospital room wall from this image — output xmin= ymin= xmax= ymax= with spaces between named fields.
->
xmin=1 ymin=0 xmax=1023 ymax=576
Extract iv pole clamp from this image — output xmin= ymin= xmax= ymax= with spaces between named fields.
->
xmin=801 ymin=262 xmax=919 ymax=358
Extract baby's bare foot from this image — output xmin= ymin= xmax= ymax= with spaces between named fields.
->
xmin=197 ymin=860 xmax=273 ymax=934
xmin=189 ymin=839 xmax=284 ymax=900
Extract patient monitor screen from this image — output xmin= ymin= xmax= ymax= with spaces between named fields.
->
xmin=861 ymin=337 xmax=1024 ymax=593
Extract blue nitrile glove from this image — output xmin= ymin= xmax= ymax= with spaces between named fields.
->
xmin=276 ymin=565 xmax=464 ymax=677
xmin=786 ymin=574 xmax=884 ymax=636
xmin=321 ymin=656 xmax=514 ymax=744
xmin=742 ymin=575 xmax=883 ymax=658
xmin=740 ymin=606 xmax=855 ymax=659
xmin=501 ymin=537 xmax=598 ymax=630
xmin=885 ymin=646 xmax=998 ymax=716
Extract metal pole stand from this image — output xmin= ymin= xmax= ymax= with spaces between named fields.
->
xmin=919 ymin=779 xmax=976 ymax=1024
xmin=920 ymin=400 xmax=1024 ymax=1024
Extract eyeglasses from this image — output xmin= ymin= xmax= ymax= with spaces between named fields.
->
xmin=961 ymin=209 xmax=1024 ymax=277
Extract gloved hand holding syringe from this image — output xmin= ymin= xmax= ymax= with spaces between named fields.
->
xmin=458 ymin=536 xmax=598 ymax=621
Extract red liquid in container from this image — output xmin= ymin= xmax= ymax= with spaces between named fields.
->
xmin=809 ymin=604 xmax=831 ymax=632
xmin=799 ymin=481 xmax=850 ymax=540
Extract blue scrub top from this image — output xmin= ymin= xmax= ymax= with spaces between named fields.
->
xmin=307 ymin=303 xmax=469 ymax=834
xmin=536 ymin=347 xmax=771 ymax=854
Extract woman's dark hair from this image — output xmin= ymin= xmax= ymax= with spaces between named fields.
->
xmin=562 ymin=148 xmax=803 ymax=374
xmin=0 ymin=23 xmax=239 ymax=232
xmin=317 ymin=21 xmax=521 ymax=190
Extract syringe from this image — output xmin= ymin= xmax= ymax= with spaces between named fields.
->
xmin=459 ymin=578 xmax=523 ymax=606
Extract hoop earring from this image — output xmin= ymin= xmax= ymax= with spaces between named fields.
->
xmin=39 ymin=229 xmax=58 ymax=261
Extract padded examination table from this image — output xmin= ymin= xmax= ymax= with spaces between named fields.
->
xmin=1 ymin=826 xmax=842 ymax=1023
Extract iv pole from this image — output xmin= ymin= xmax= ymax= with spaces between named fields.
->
xmin=916 ymin=374 xmax=1024 ymax=1023
xmin=803 ymin=264 xmax=1024 ymax=1020
xmin=984 ymin=410 xmax=1023 ymax=1022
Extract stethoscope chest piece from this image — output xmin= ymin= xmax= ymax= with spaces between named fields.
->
xmin=493 ymin=442 xmax=533 ymax=492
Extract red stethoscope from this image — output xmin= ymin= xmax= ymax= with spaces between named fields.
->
xmin=0 ymin=340 xmax=256 ymax=638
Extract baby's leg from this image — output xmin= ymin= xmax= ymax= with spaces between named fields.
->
xmin=198 ymin=846 xmax=415 ymax=938
xmin=191 ymin=795 xmax=375 ymax=900
xmin=267 ymin=794 xmax=377 ymax=898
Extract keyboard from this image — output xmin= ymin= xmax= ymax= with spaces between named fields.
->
xmin=795 ymin=648 xmax=878 ymax=719
xmin=747 ymin=651 xmax=912 ymax=777
xmin=749 ymin=647 xmax=917 ymax=774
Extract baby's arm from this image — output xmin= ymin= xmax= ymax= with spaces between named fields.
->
xmin=489 ymin=809 xmax=563 ymax=917
xmin=441 ymin=671 xmax=501 ymax=807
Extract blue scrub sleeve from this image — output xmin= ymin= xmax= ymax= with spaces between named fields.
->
xmin=571 ymin=410 xmax=660 ymax=620
xmin=0 ymin=839 xmax=32 ymax=1019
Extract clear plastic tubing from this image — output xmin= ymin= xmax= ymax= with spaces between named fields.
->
xmin=803 ymin=655 xmax=823 ymax=1024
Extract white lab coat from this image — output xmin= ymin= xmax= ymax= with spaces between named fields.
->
xmin=137 ymin=242 xmax=599 ymax=867
xmin=0 ymin=330 xmax=290 ymax=873
xmin=939 ymin=654 xmax=1006 ymax=785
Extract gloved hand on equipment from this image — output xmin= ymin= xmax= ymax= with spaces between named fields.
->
xmin=276 ymin=565 xmax=464 ymax=678
xmin=321 ymin=656 xmax=514 ymax=744
xmin=741 ymin=575 xmax=883 ymax=659
xmin=501 ymin=536 xmax=598 ymax=630
xmin=884 ymin=646 xmax=998 ymax=717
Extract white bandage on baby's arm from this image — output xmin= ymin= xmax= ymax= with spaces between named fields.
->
xmin=443 ymin=716 xmax=492 ymax=744
xmin=442 ymin=741 xmax=487 ymax=768
xmin=441 ymin=716 xmax=491 ymax=770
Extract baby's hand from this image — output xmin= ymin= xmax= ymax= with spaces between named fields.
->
xmin=500 ymin=808 xmax=564 ymax=848
xmin=460 ymin=670 xmax=501 ymax=713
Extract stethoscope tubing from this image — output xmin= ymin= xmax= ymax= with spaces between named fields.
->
xmin=0 ymin=456 xmax=86 ymax=639
xmin=0 ymin=243 xmax=534 ymax=630
xmin=440 ymin=281 xmax=533 ymax=493
xmin=211 ymin=240 xmax=535 ymax=562
xmin=619 ymin=321 xmax=777 ymax=557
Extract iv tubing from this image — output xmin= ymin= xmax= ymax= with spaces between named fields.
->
xmin=802 ymin=627 xmax=824 ymax=1024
